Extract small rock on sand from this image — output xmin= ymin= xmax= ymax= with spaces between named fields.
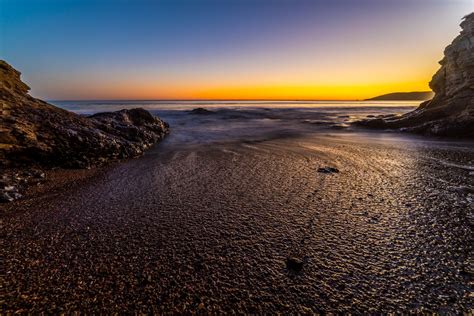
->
xmin=0 ymin=191 xmax=14 ymax=203
xmin=286 ymin=256 xmax=304 ymax=272
xmin=317 ymin=167 xmax=339 ymax=174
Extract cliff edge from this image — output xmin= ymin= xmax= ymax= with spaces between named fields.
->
xmin=357 ymin=13 xmax=474 ymax=137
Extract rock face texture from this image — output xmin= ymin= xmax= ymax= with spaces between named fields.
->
xmin=357 ymin=13 xmax=474 ymax=137
xmin=0 ymin=60 xmax=169 ymax=169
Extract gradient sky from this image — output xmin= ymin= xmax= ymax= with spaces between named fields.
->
xmin=1 ymin=0 xmax=473 ymax=100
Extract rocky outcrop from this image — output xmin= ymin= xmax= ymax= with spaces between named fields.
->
xmin=190 ymin=107 xmax=215 ymax=115
xmin=0 ymin=60 xmax=169 ymax=169
xmin=0 ymin=60 xmax=169 ymax=201
xmin=357 ymin=13 xmax=474 ymax=137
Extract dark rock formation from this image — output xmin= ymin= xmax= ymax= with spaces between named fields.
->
xmin=357 ymin=13 xmax=474 ymax=137
xmin=365 ymin=91 xmax=434 ymax=101
xmin=0 ymin=60 xmax=169 ymax=169
xmin=190 ymin=107 xmax=215 ymax=115
xmin=0 ymin=60 xmax=169 ymax=201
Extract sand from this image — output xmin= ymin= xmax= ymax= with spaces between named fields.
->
xmin=2 ymin=132 xmax=473 ymax=313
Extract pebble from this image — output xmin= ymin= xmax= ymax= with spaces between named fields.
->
xmin=0 ymin=192 xmax=14 ymax=203
xmin=4 ymin=186 xmax=17 ymax=192
xmin=317 ymin=167 xmax=340 ymax=174
xmin=286 ymin=257 xmax=304 ymax=272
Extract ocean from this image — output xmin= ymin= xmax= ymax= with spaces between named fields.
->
xmin=51 ymin=100 xmax=419 ymax=145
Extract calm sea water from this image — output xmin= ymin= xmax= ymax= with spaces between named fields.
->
xmin=51 ymin=100 xmax=419 ymax=113
xmin=51 ymin=100 xmax=420 ymax=145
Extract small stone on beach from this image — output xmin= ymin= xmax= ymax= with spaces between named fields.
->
xmin=4 ymin=185 xmax=17 ymax=192
xmin=317 ymin=167 xmax=339 ymax=174
xmin=0 ymin=192 xmax=14 ymax=203
xmin=286 ymin=256 xmax=304 ymax=272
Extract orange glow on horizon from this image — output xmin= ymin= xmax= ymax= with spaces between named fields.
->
xmin=33 ymin=53 xmax=439 ymax=100
xmin=41 ymin=73 xmax=434 ymax=101
xmin=47 ymin=82 xmax=432 ymax=101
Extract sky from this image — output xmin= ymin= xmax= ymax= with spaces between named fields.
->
xmin=1 ymin=0 xmax=473 ymax=100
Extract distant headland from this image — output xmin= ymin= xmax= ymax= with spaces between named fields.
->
xmin=365 ymin=91 xmax=434 ymax=101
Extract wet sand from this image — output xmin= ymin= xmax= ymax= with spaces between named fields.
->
xmin=2 ymin=132 xmax=473 ymax=313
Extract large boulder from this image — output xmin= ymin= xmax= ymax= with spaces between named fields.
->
xmin=357 ymin=13 xmax=474 ymax=137
xmin=0 ymin=60 xmax=169 ymax=169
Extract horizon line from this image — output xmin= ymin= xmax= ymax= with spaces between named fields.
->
xmin=47 ymin=98 xmax=428 ymax=102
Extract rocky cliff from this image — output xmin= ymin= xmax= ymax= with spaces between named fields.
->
xmin=0 ymin=60 xmax=169 ymax=201
xmin=357 ymin=13 xmax=474 ymax=137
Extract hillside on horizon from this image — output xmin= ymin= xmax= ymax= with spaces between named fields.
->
xmin=366 ymin=91 xmax=434 ymax=101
